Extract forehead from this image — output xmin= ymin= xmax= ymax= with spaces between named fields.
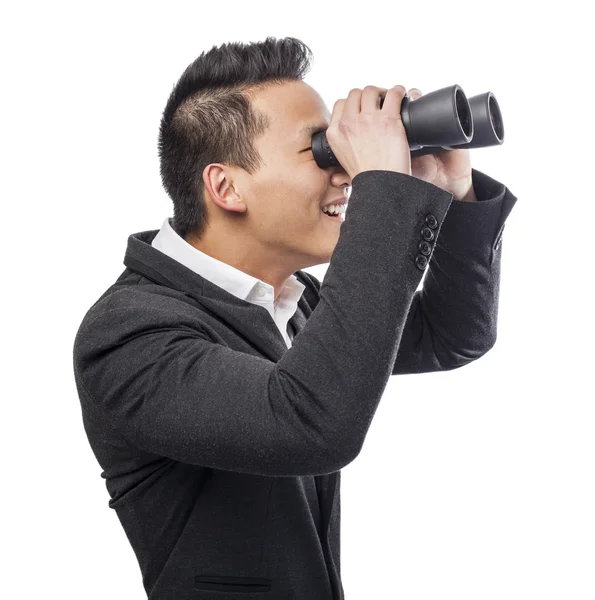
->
xmin=251 ymin=80 xmax=330 ymax=140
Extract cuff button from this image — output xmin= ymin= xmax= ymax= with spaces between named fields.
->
xmin=425 ymin=214 xmax=438 ymax=229
xmin=421 ymin=226 xmax=435 ymax=241
xmin=415 ymin=254 xmax=428 ymax=270
xmin=418 ymin=241 xmax=432 ymax=256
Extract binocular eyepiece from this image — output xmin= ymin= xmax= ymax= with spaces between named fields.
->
xmin=311 ymin=84 xmax=505 ymax=169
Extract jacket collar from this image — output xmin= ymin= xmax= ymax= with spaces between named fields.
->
xmin=123 ymin=227 xmax=318 ymax=365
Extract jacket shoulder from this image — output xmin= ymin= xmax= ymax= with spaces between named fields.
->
xmin=74 ymin=273 xmax=207 ymax=355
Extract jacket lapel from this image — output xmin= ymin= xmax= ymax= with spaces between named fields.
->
xmin=123 ymin=229 xmax=308 ymax=362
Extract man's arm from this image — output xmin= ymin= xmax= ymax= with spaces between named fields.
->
xmin=390 ymin=167 xmax=518 ymax=375
xmin=74 ymin=170 xmax=456 ymax=475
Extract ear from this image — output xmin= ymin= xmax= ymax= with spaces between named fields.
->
xmin=202 ymin=164 xmax=247 ymax=213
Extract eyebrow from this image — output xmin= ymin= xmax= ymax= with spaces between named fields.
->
xmin=298 ymin=123 xmax=328 ymax=138
xmin=297 ymin=123 xmax=329 ymax=152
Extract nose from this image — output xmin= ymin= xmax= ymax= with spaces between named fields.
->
xmin=331 ymin=165 xmax=352 ymax=189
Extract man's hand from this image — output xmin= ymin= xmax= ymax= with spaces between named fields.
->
xmin=407 ymin=89 xmax=476 ymax=201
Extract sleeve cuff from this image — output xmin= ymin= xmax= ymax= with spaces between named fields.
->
xmin=435 ymin=167 xmax=518 ymax=258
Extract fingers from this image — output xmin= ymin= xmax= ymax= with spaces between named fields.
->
xmin=379 ymin=85 xmax=407 ymax=117
xmin=329 ymin=97 xmax=346 ymax=128
xmin=343 ymin=87 xmax=362 ymax=121
xmin=330 ymin=85 xmax=422 ymax=128
xmin=361 ymin=85 xmax=388 ymax=113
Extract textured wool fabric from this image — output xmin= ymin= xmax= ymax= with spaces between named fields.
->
xmin=72 ymin=168 xmax=517 ymax=600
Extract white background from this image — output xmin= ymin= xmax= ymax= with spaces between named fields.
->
xmin=2 ymin=1 xmax=594 ymax=598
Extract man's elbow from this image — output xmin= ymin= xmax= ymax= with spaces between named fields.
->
xmin=441 ymin=335 xmax=497 ymax=370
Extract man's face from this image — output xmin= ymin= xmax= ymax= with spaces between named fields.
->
xmin=230 ymin=80 xmax=352 ymax=269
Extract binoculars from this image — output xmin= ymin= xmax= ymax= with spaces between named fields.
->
xmin=311 ymin=84 xmax=505 ymax=169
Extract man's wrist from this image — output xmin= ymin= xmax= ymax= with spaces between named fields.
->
xmin=451 ymin=178 xmax=477 ymax=202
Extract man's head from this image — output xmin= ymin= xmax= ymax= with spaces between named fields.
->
xmin=157 ymin=37 xmax=352 ymax=293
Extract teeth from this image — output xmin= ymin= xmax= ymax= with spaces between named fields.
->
xmin=322 ymin=204 xmax=347 ymax=215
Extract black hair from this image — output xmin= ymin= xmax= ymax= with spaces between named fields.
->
xmin=157 ymin=36 xmax=314 ymax=242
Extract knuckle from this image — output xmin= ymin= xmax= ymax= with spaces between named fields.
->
xmin=325 ymin=126 xmax=337 ymax=140
xmin=337 ymin=120 xmax=350 ymax=133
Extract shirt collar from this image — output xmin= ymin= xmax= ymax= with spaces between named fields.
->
xmin=150 ymin=217 xmax=306 ymax=307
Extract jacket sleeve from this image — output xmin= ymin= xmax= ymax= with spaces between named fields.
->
xmin=388 ymin=168 xmax=519 ymax=374
xmin=73 ymin=170 xmax=454 ymax=478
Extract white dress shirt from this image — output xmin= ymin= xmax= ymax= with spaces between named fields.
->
xmin=151 ymin=217 xmax=306 ymax=348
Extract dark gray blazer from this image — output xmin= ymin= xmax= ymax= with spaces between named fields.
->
xmin=72 ymin=168 xmax=517 ymax=600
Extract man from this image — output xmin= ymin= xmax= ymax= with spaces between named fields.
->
xmin=72 ymin=36 xmax=518 ymax=599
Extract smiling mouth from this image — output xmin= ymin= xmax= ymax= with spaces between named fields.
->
xmin=321 ymin=205 xmax=347 ymax=221
xmin=321 ymin=211 xmax=344 ymax=223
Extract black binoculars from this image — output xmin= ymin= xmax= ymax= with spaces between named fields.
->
xmin=311 ymin=84 xmax=505 ymax=169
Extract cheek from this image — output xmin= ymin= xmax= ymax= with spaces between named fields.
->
xmin=295 ymin=167 xmax=327 ymax=214
xmin=256 ymin=164 xmax=326 ymax=223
